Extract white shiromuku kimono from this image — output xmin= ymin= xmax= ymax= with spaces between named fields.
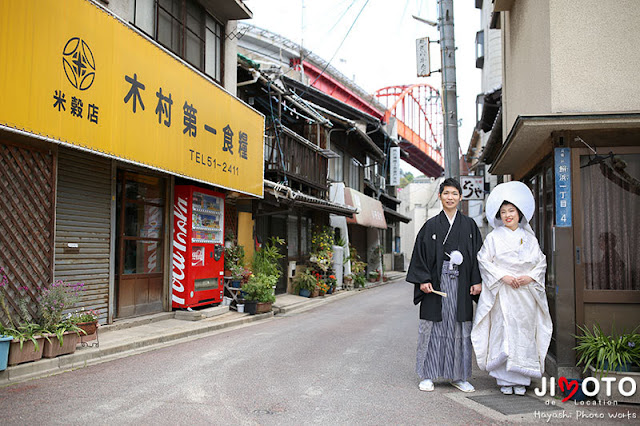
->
xmin=471 ymin=224 xmax=553 ymax=386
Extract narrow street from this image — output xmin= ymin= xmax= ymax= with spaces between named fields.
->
xmin=0 ymin=282 xmax=500 ymax=425
xmin=2 ymin=282 xmax=639 ymax=425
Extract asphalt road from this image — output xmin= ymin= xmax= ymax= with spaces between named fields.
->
xmin=0 ymin=281 xmax=583 ymax=425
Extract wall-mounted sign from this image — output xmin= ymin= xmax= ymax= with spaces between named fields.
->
xmin=0 ymin=0 xmax=265 ymax=197
xmin=416 ymin=37 xmax=431 ymax=77
xmin=460 ymin=176 xmax=484 ymax=200
xmin=554 ymin=148 xmax=572 ymax=227
xmin=389 ymin=147 xmax=401 ymax=186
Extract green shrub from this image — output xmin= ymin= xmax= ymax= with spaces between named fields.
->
xmin=242 ymin=273 xmax=276 ymax=303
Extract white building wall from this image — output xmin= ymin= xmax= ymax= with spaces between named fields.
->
xmin=549 ymin=0 xmax=640 ymax=113
xmin=398 ymin=178 xmax=443 ymax=265
xmin=481 ymin=1 xmax=503 ymax=91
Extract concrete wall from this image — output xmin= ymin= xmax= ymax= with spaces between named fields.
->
xmin=502 ymin=0 xmax=552 ymax=135
xmin=224 ymin=20 xmax=239 ymax=93
xmin=503 ymin=0 xmax=640 ymax=128
xmin=549 ymin=0 xmax=640 ymax=113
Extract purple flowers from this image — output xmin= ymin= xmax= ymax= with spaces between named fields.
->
xmin=629 ymin=341 xmax=636 ymax=348
xmin=0 ymin=267 xmax=7 ymax=288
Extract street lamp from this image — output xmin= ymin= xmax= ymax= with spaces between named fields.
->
xmin=413 ymin=0 xmax=460 ymax=180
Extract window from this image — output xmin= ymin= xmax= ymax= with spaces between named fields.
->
xmin=133 ymin=0 xmax=222 ymax=81
xmin=117 ymin=171 xmax=166 ymax=275
xmin=330 ymin=146 xmax=344 ymax=182
xmin=581 ymin=153 xmax=640 ymax=290
xmin=287 ymin=215 xmax=299 ymax=257
xmin=475 ymin=94 xmax=484 ymax=125
xmin=475 ymin=30 xmax=484 ymax=69
xmin=348 ymin=157 xmax=361 ymax=191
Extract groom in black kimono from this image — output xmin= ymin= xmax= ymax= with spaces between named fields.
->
xmin=407 ymin=178 xmax=483 ymax=393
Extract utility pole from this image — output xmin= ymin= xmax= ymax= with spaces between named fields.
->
xmin=439 ymin=0 xmax=460 ymax=179
xmin=414 ymin=0 xmax=460 ymax=179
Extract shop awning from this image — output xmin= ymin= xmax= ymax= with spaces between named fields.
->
xmin=343 ymin=188 xmax=387 ymax=229
xmin=489 ymin=112 xmax=640 ymax=175
xmin=264 ymin=180 xmax=357 ymax=217
xmin=383 ymin=206 xmax=411 ymax=223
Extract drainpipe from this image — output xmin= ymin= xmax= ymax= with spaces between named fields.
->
xmin=237 ymin=70 xmax=260 ymax=87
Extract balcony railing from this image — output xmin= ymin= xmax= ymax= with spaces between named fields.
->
xmin=264 ymin=126 xmax=328 ymax=191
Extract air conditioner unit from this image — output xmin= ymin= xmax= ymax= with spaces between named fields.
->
xmin=364 ymin=167 xmax=372 ymax=181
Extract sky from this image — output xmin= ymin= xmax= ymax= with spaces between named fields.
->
xmin=243 ymin=0 xmax=482 ymax=176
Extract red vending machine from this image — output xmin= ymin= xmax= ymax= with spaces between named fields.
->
xmin=172 ymin=185 xmax=225 ymax=309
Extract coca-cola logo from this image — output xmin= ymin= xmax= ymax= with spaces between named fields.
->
xmin=172 ymin=196 xmax=188 ymax=305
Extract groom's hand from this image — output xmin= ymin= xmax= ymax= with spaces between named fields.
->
xmin=420 ymin=282 xmax=433 ymax=293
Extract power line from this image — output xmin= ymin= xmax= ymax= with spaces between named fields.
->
xmin=309 ymin=0 xmax=370 ymax=87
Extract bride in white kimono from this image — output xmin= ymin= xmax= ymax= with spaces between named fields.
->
xmin=471 ymin=181 xmax=552 ymax=396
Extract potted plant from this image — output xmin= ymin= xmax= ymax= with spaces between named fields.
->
xmin=368 ymin=270 xmax=380 ymax=282
xmin=225 ymin=244 xmax=245 ymax=279
xmin=353 ymin=273 xmax=367 ymax=289
xmin=242 ymin=273 xmax=277 ymax=314
xmin=326 ymin=275 xmax=337 ymax=294
xmin=69 ymin=308 xmax=99 ymax=336
xmin=343 ymin=274 xmax=354 ymax=290
xmin=0 ymin=324 xmax=11 ymax=372
xmin=574 ymin=323 xmax=640 ymax=403
xmin=251 ymin=237 xmax=285 ymax=279
xmin=317 ymin=281 xmax=329 ymax=297
xmin=309 ymin=226 xmax=334 ymax=273
xmin=42 ymin=320 xmax=83 ymax=358
xmin=229 ymin=264 xmax=245 ymax=288
xmin=293 ymin=268 xmax=317 ymax=297
xmin=4 ymin=322 xmax=46 ymax=365
xmin=69 ymin=308 xmax=99 ymax=344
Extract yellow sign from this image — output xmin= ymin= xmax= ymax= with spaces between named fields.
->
xmin=0 ymin=0 xmax=264 ymax=197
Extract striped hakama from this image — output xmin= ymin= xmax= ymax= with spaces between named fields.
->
xmin=416 ymin=260 xmax=473 ymax=381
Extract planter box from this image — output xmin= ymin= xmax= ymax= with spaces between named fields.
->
xmin=589 ymin=365 xmax=640 ymax=405
xmin=43 ymin=332 xmax=79 ymax=358
xmin=256 ymin=302 xmax=272 ymax=313
xmin=8 ymin=337 xmax=44 ymax=366
xmin=299 ymin=289 xmax=311 ymax=298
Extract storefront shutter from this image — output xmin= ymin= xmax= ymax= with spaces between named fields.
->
xmin=54 ymin=149 xmax=112 ymax=323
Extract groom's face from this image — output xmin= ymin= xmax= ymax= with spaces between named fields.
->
xmin=438 ymin=185 xmax=461 ymax=210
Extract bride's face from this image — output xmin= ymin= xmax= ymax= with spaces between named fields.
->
xmin=500 ymin=203 xmax=520 ymax=230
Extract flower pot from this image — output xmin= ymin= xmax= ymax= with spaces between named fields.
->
xmin=299 ymin=288 xmax=311 ymax=298
xmin=224 ymin=269 xmax=232 ymax=277
xmin=236 ymin=303 xmax=245 ymax=313
xmin=43 ymin=332 xmax=79 ymax=358
xmin=561 ymin=378 xmax=587 ymax=402
xmin=319 ymin=290 xmax=326 ymax=297
xmin=245 ymin=300 xmax=257 ymax=315
xmin=8 ymin=337 xmax=44 ymax=366
xmin=77 ymin=320 xmax=98 ymax=336
xmin=311 ymin=289 xmax=319 ymax=298
xmin=231 ymin=280 xmax=242 ymax=288
xmin=0 ymin=335 xmax=12 ymax=371
xmin=256 ymin=302 xmax=272 ymax=314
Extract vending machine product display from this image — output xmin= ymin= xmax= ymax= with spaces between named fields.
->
xmin=172 ymin=185 xmax=225 ymax=309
